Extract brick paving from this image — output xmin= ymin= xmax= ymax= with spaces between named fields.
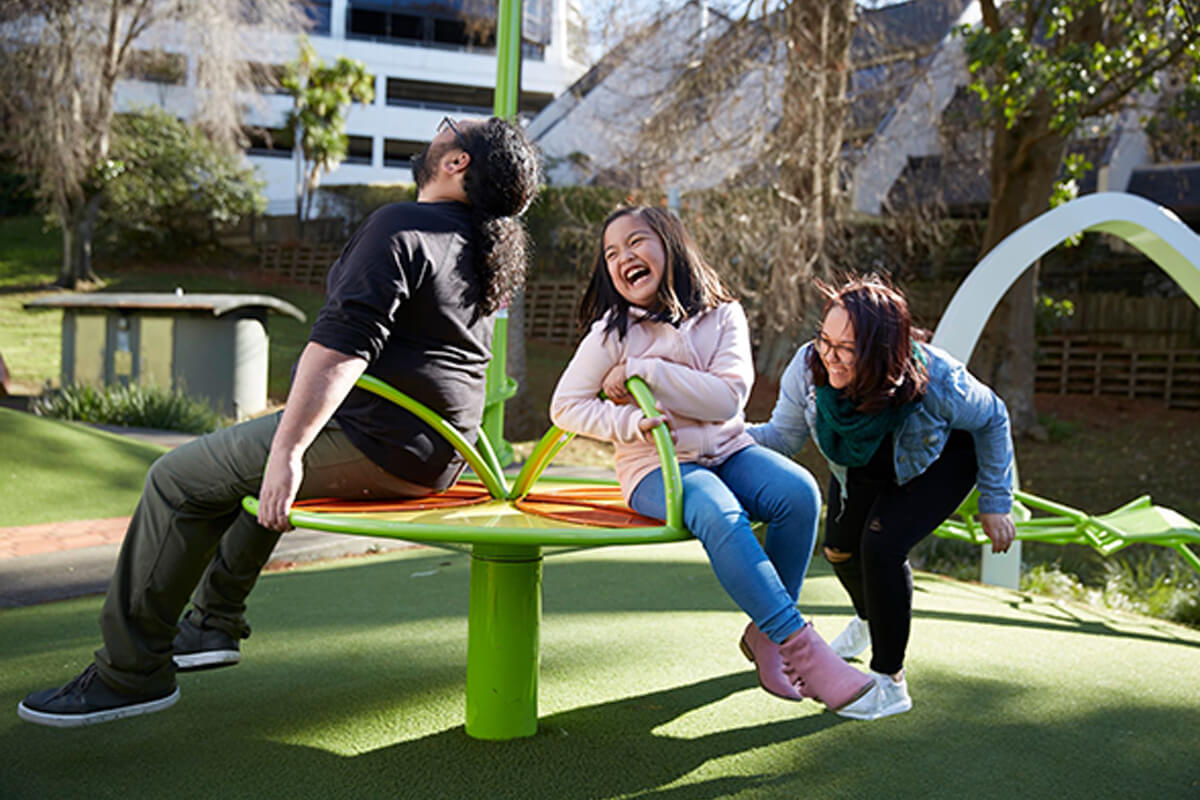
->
xmin=0 ymin=517 xmax=130 ymax=559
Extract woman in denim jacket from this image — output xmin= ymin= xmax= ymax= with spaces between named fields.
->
xmin=749 ymin=275 xmax=1017 ymax=719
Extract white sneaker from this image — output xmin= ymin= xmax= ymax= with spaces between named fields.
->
xmin=830 ymin=615 xmax=870 ymax=660
xmin=834 ymin=669 xmax=913 ymax=721
xmin=867 ymin=670 xmax=913 ymax=719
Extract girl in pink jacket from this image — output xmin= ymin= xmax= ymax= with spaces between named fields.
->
xmin=551 ymin=207 xmax=883 ymax=719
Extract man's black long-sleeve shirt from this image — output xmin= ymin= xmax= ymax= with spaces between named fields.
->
xmin=307 ymin=200 xmax=492 ymax=490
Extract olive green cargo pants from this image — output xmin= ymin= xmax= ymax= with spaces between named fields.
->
xmin=93 ymin=411 xmax=428 ymax=694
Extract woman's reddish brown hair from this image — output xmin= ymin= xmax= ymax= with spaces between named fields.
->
xmin=807 ymin=274 xmax=929 ymax=413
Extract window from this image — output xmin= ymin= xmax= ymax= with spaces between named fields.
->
xmin=385 ymin=77 xmax=553 ymax=116
xmin=391 ymin=13 xmax=423 ymax=40
xmin=345 ymin=135 xmax=373 ymax=165
xmin=386 ymin=78 xmax=493 ymax=113
xmin=433 ymin=17 xmax=470 ymax=47
xmin=246 ymin=62 xmax=289 ymax=95
xmin=518 ymin=90 xmax=554 ymax=115
xmin=302 ymin=0 xmax=332 ymax=34
xmin=124 ymin=50 xmax=187 ymax=85
xmin=349 ymin=6 xmax=388 ymax=37
xmin=347 ymin=2 xmax=509 ymax=51
xmin=244 ymin=126 xmax=294 ymax=158
xmin=384 ymin=138 xmax=426 ymax=168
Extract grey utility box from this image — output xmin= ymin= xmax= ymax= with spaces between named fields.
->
xmin=25 ymin=293 xmax=306 ymax=420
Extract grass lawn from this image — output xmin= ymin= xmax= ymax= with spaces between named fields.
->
xmin=0 ymin=217 xmax=63 ymax=393
xmin=1 ymin=543 xmax=1197 ymax=799
xmin=0 ymin=407 xmax=165 ymax=526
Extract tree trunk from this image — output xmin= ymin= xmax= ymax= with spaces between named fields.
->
xmin=974 ymin=113 xmax=1067 ymax=437
xmin=56 ymin=194 xmax=102 ymax=288
xmin=748 ymin=0 xmax=854 ymax=381
xmin=754 ymin=0 xmax=854 ymax=380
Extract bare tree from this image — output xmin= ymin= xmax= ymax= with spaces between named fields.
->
xmin=0 ymin=0 xmax=305 ymax=287
xmin=618 ymin=1 xmax=857 ymax=376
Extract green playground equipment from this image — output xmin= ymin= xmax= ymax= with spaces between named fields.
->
xmin=248 ymin=372 xmax=1200 ymax=741
xmin=929 ymin=190 xmax=1200 ymax=587
xmin=935 ymin=490 xmax=1200 ymax=575
xmin=244 ymin=375 xmax=688 ymax=740
xmin=478 ymin=0 xmax=525 ymax=468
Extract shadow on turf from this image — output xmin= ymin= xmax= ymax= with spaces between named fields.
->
xmin=222 ymin=671 xmax=843 ymax=799
xmin=910 ymin=574 xmax=1200 ymax=649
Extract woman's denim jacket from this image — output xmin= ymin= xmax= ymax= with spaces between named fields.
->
xmin=747 ymin=341 xmax=1015 ymax=514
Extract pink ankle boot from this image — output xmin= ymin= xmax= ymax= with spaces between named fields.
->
xmin=739 ymin=622 xmax=803 ymax=701
xmin=779 ymin=623 xmax=874 ymax=712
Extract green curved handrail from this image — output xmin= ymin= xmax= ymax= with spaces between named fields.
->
xmin=508 ymin=424 xmax=576 ymax=499
xmin=243 ymin=374 xmax=691 ymax=546
xmin=626 ymin=376 xmax=684 ymax=532
xmin=506 ymin=376 xmax=684 ymax=532
xmin=354 ymin=373 xmax=509 ymax=499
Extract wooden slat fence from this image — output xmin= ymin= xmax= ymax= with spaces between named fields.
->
xmin=1036 ymin=335 xmax=1200 ymax=409
xmin=258 ymin=243 xmax=343 ymax=287
xmin=524 ymin=279 xmax=583 ymax=345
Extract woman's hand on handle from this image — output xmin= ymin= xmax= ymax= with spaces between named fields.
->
xmin=979 ymin=512 xmax=1016 ymax=554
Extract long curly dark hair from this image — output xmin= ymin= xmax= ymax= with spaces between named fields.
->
xmin=808 ymin=274 xmax=930 ymax=413
xmin=460 ymin=118 xmax=541 ymax=316
xmin=578 ymin=206 xmax=735 ymax=340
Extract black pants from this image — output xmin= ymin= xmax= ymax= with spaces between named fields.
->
xmin=823 ymin=430 xmax=978 ymax=675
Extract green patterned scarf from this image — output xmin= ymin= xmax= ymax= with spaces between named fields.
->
xmin=814 ymin=384 xmax=917 ymax=468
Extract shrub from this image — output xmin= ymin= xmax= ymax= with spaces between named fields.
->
xmin=33 ymin=383 xmax=226 ymax=434
xmin=318 ymin=184 xmax=416 ymax=233
xmin=1099 ymin=547 xmax=1200 ymax=626
xmin=98 ymin=107 xmax=267 ymax=256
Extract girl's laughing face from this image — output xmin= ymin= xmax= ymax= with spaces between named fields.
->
xmin=603 ymin=212 xmax=666 ymax=309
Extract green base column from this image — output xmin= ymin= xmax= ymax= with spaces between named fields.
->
xmin=465 ymin=542 xmax=543 ymax=740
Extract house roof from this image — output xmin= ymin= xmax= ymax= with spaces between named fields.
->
xmin=886 ymin=137 xmax=1110 ymax=215
xmin=529 ymin=0 xmax=972 ymax=190
xmin=24 ymin=293 xmax=307 ymax=321
xmin=1127 ymin=163 xmax=1200 ymax=219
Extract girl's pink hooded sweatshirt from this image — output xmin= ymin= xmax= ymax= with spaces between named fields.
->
xmin=550 ymin=301 xmax=757 ymax=503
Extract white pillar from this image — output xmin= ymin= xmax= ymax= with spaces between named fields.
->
xmin=932 ymin=192 xmax=1200 ymax=588
xmin=330 ymin=0 xmax=347 ymax=40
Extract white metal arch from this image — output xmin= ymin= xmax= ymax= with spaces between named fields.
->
xmin=929 ymin=192 xmax=1200 ymax=587
xmin=932 ymin=192 xmax=1200 ymax=362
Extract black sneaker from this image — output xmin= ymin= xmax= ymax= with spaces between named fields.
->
xmin=17 ymin=664 xmax=179 ymax=728
xmin=172 ymin=614 xmax=241 ymax=671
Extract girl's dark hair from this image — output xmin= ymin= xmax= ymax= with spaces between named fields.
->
xmin=808 ymin=274 xmax=930 ymax=413
xmin=578 ymin=206 xmax=735 ymax=339
xmin=460 ymin=117 xmax=542 ymax=316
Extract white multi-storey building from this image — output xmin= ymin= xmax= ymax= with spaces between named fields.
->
xmin=117 ymin=0 xmax=589 ymax=214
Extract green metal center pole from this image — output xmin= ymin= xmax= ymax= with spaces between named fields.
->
xmin=466 ymin=0 xmax=535 ymax=741
xmin=480 ymin=0 xmax=524 ymax=465
xmin=465 ymin=543 xmax=543 ymax=739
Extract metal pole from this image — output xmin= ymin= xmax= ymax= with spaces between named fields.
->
xmin=481 ymin=0 xmax=524 ymax=466
xmin=467 ymin=0 xmax=538 ymax=741
xmin=465 ymin=542 xmax=543 ymax=739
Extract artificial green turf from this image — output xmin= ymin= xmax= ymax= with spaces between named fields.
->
xmin=1 ymin=543 xmax=1197 ymax=799
xmin=0 ymin=407 xmax=164 ymax=526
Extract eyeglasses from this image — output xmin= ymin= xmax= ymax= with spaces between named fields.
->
xmin=814 ymin=333 xmax=856 ymax=364
xmin=438 ymin=116 xmax=469 ymax=152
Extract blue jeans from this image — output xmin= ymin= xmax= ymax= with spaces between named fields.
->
xmin=629 ymin=444 xmax=821 ymax=644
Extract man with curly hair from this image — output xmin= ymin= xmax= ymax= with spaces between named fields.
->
xmin=19 ymin=116 xmax=542 ymax=727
